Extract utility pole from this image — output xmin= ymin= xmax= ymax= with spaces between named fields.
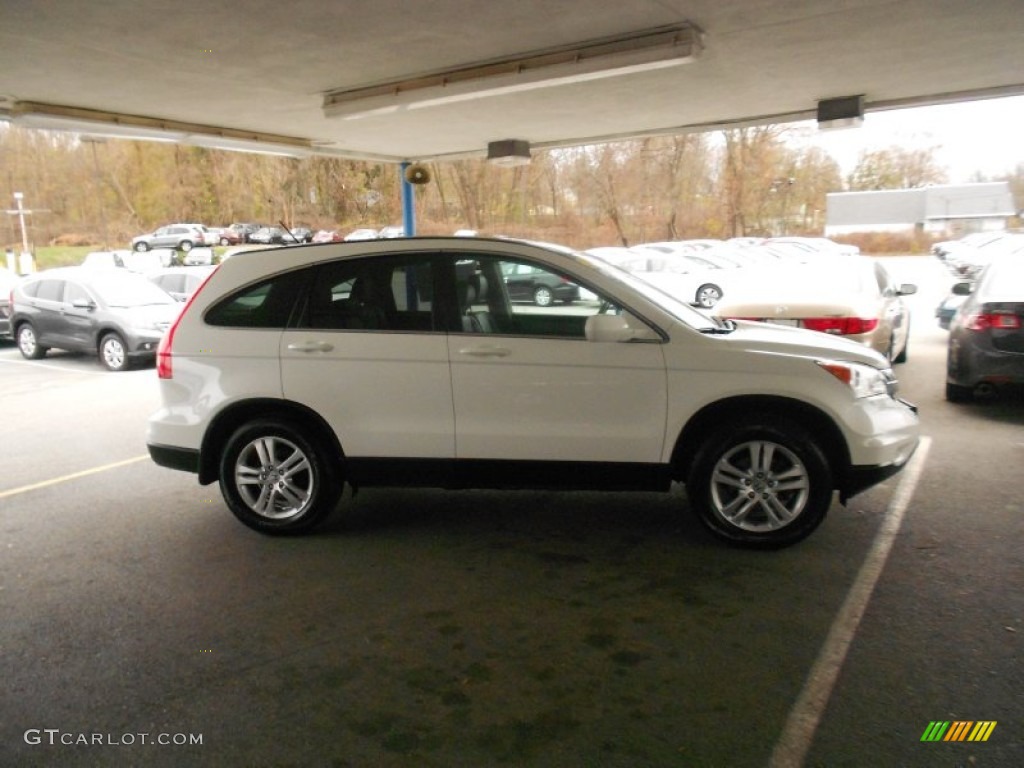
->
xmin=4 ymin=192 xmax=50 ymax=273
xmin=81 ymin=137 xmax=111 ymax=249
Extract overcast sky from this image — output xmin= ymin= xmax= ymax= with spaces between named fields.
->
xmin=796 ymin=94 xmax=1023 ymax=183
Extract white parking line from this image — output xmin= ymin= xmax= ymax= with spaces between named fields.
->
xmin=0 ymin=356 xmax=110 ymax=374
xmin=0 ymin=456 xmax=150 ymax=500
xmin=768 ymin=436 xmax=933 ymax=768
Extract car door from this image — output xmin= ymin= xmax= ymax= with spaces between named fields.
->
xmin=58 ymin=279 xmax=100 ymax=351
xmin=25 ymin=278 xmax=66 ymax=346
xmin=150 ymin=227 xmax=172 ymax=248
xmin=875 ymin=262 xmax=910 ymax=349
xmin=446 ymin=253 xmax=668 ymax=465
xmin=280 ymin=253 xmax=455 ymax=460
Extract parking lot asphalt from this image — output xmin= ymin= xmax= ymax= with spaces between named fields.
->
xmin=0 ymin=256 xmax=1020 ymax=767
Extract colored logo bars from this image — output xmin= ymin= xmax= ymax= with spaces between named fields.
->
xmin=921 ymin=721 xmax=997 ymax=742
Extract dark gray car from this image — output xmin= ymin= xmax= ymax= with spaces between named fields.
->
xmin=946 ymin=256 xmax=1024 ymax=401
xmin=10 ymin=267 xmax=180 ymax=371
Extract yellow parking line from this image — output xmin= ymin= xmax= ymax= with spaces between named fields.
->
xmin=0 ymin=456 xmax=150 ymax=500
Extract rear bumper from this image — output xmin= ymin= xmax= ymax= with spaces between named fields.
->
xmin=148 ymin=443 xmax=200 ymax=474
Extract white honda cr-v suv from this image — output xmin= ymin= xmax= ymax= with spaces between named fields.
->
xmin=147 ymin=237 xmax=919 ymax=548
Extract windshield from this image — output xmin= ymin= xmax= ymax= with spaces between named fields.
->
xmin=93 ymin=275 xmax=178 ymax=307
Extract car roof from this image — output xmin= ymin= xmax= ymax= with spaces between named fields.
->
xmin=196 ymin=237 xmax=588 ymax=297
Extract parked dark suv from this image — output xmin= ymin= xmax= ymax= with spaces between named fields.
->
xmin=10 ymin=267 xmax=180 ymax=371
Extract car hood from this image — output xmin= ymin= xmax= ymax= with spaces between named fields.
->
xmin=110 ymin=302 xmax=180 ymax=325
xmin=711 ymin=319 xmax=888 ymax=367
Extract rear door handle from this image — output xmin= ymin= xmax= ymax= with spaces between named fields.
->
xmin=286 ymin=340 xmax=334 ymax=353
xmin=458 ymin=345 xmax=511 ymax=358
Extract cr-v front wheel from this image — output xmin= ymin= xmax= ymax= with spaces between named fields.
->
xmin=686 ymin=417 xmax=833 ymax=548
xmin=219 ymin=419 xmax=341 ymax=534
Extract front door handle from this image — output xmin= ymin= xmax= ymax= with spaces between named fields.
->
xmin=458 ymin=345 xmax=511 ymax=358
xmin=287 ymin=340 xmax=335 ymax=353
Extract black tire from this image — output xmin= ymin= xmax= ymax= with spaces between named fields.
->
xmin=892 ymin=339 xmax=908 ymax=364
xmin=179 ymin=240 xmax=194 ymax=252
xmin=695 ymin=283 xmax=722 ymax=308
xmin=533 ymin=285 xmax=554 ymax=307
xmin=686 ymin=417 xmax=833 ymax=548
xmin=16 ymin=323 xmax=48 ymax=360
xmin=219 ymin=419 xmax=341 ymax=535
xmin=99 ymin=332 xmax=130 ymax=371
xmin=134 ymin=242 xmax=150 ymax=252
xmin=945 ymin=381 xmax=973 ymax=403
xmin=219 ymin=236 xmax=231 ymax=246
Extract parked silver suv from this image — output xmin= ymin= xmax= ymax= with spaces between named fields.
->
xmin=131 ymin=224 xmax=205 ymax=253
xmin=147 ymin=238 xmax=919 ymax=547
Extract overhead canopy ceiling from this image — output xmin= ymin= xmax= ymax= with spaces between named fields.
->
xmin=1 ymin=0 xmax=1021 ymax=163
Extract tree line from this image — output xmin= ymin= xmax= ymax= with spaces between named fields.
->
xmin=1 ymin=122 xmax=1019 ymax=253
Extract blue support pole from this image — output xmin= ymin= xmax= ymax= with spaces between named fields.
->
xmin=400 ymin=162 xmax=416 ymax=237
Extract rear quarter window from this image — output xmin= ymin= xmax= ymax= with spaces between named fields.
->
xmin=205 ymin=269 xmax=308 ymax=328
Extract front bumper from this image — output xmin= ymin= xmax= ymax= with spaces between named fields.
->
xmin=838 ymin=393 xmax=920 ymax=501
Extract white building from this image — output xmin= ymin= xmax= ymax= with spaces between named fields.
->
xmin=825 ymin=182 xmax=1016 ymax=237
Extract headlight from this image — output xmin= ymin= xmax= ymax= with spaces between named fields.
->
xmin=817 ymin=360 xmax=893 ymax=398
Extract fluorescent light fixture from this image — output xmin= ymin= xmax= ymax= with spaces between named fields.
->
xmin=15 ymin=112 xmax=185 ymax=143
xmin=4 ymin=101 xmax=312 ymax=156
xmin=323 ymin=23 xmax=703 ymax=120
xmin=817 ymin=95 xmax=864 ymax=130
xmin=487 ymin=139 xmax=531 ymax=167
xmin=185 ymin=134 xmax=310 ymax=158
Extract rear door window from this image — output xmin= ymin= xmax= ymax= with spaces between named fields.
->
xmin=301 ymin=255 xmax=436 ymax=332
xmin=35 ymin=280 xmax=65 ymax=302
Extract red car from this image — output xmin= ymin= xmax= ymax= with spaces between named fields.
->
xmin=312 ymin=229 xmax=345 ymax=243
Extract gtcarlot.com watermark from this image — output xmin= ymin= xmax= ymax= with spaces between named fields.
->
xmin=24 ymin=729 xmax=203 ymax=747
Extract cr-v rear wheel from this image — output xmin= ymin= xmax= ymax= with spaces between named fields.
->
xmin=686 ymin=417 xmax=833 ymax=548
xmin=219 ymin=419 xmax=341 ymax=534
xmin=16 ymin=323 xmax=48 ymax=360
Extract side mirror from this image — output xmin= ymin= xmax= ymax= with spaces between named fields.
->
xmin=585 ymin=312 xmax=660 ymax=343
xmin=897 ymin=283 xmax=917 ymax=296
xmin=71 ymin=298 xmax=96 ymax=310
xmin=951 ymin=281 xmax=974 ymax=296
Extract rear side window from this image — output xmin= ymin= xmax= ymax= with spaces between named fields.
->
xmin=153 ymin=275 xmax=185 ymax=294
xmin=205 ymin=270 xmax=308 ymax=328
xmin=300 ymin=255 xmax=435 ymax=332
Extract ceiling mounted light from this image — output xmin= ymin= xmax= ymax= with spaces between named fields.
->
xmin=323 ymin=22 xmax=704 ymax=120
xmin=4 ymin=101 xmax=313 ymax=156
xmin=487 ymin=139 xmax=531 ymax=167
xmin=817 ymin=95 xmax=865 ymax=130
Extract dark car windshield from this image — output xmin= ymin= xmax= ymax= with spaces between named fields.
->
xmin=91 ymin=275 xmax=178 ymax=308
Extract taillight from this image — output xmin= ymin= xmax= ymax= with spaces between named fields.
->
xmin=964 ymin=312 xmax=1022 ymax=332
xmin=157 ymin=266 xmax=218 ymax=379
xmin=156 ymin=323 xmax=175 ymax=379
xmin=801 ymin=317 xmax=879 ymax=335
